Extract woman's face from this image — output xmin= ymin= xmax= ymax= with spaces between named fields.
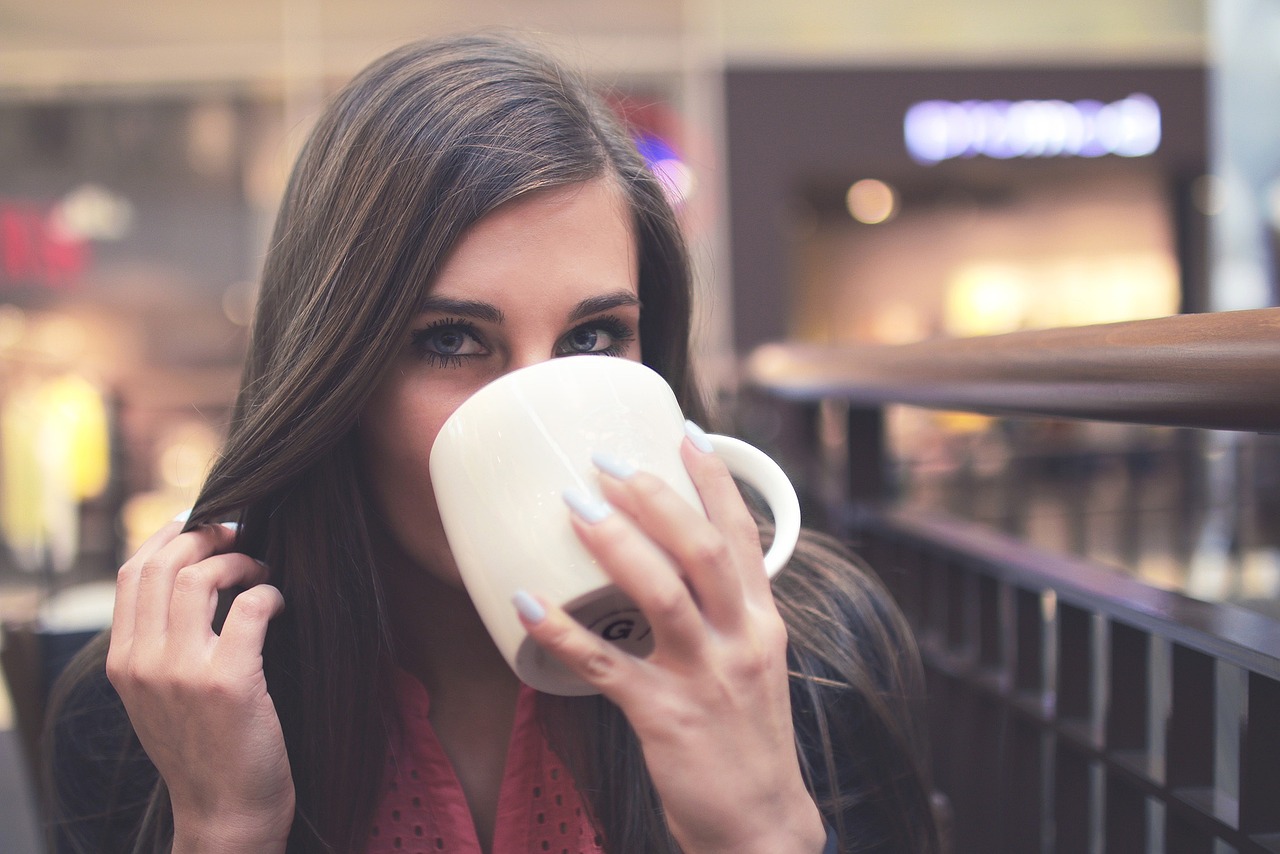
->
xmin=358 ymin=178 xmax=642 ymax=586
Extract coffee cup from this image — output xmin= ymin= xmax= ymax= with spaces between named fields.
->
xmin=429 ymin=356 xmax=801 ymax=696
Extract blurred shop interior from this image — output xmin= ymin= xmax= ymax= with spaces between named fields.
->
xmin=2 ymin=5 xmax=1278 ymax=598
xmin=0 ymin=1 xmax=1278 ymax=842
xmin=2 ymin=0 xmax=1278 ymax=624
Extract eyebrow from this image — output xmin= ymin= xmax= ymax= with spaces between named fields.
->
xmin=568 ymin=291 xmax=642 ymax=322
xmin=417 ymin=296 xmax=505 ymax=323
xmin=418 ymin=290 xmax=641 ymax=324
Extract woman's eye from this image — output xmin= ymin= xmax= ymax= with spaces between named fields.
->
xmin=558 ymin=318 xmax=635 ymax=357
xmin=565 ymin=327 xmax=606 ymax=353
xmin=410 ymin=321 xmax=486 ymax=366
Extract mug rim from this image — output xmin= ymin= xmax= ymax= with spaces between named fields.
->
xmin=431 ymin=356 xmax=663 ymax=459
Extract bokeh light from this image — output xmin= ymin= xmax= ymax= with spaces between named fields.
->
xmin=846 ymin=179 xmax=898 ymax=224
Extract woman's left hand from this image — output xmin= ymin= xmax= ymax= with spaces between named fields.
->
xmin=517 ymin=430 xmax=827 ymax=854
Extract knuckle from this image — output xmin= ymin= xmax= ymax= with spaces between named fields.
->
xmin=645 ymin=584 xmax=689 ymax=624
xmin=122 ymin=657 xmax=158 ymax=690
xmin=231 ymin=595 xmax=266 ymax=622
xmin=104 ymin=654 xmax=126 ymax=687
xmin=733 ymin=635 xmax=781 ymax=681
xmin=230 ymin=587 xmax=276 ymax=622
xmin=690 ymin=532 xmax=732 ymax=570
xmin=735 ymin=649 xmax=773 ymax=682
xmin=171 ymin=564 xmax=211 ymax=595
xmin=137 ymin=555 xmax=170 ymax=584
xmin=116 ymin=562 xmax=139 ymax=587
xmin=580 ymin=648 xmax=618 ymax=682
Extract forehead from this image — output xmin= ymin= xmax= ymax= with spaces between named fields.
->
xmin=426 ymin=178 xmax=638 ymax=306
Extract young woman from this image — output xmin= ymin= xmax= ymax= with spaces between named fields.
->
xmin=46 ymin=34 xmax=939 ymax=854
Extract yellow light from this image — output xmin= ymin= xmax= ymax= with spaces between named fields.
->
xmin=2 ymin=383 xmax=44 ymax=559
xmin=1 ymin=373 xmax=110 ymax=571
xmin=43 ymin=374 xmax=110 ymax=500
xmin=846 ymin=179 xmax=898 ymax=224
xmin=945 ymin=263 xmax=1029 ymax=337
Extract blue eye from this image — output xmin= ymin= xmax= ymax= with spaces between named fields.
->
xmin=565 ymin=327 xmax=603 ymax=353
xmin=558 ymin=316 xmax=635 ymax=357
xmin=410 ymin=319 xmax=486 ymax=367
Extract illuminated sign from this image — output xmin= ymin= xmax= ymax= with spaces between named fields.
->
xmin=904 ymin=93 xmax=1161 ymax=164
xmin=0 ymin=186 xmax=132 ymax=291
xmin=1 ymin=203 xmax=89 ymax=290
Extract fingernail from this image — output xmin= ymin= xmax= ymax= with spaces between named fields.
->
xmin=172 ymin=509 xmax=192 ymax=523
xmin=563 ymin=488 xmax=613 ymax=523
xmin=220 ymin=521 xmax=241 ymax=533
xmin=591 ymin=451 xmax=638 ymax=480
xmin=513 ymin=590 xmax=546 ymax=624
xmin=684 ymin=420 xmax=714 ymax=453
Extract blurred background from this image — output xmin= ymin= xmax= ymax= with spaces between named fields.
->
xmin=0 ymin=1 xmax=1277 ymax=849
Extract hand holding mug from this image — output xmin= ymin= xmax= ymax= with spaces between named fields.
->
xmin=429 ymin=356 xmax=801 ymax=696
xmin=513 ymin=420 xmax=827 ymax=854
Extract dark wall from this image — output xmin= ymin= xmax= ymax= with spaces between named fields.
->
xmin=723 ymin=64 xmax=1209 ymax=351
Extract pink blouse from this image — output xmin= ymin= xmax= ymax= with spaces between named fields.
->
xmin=365 ymin=670 xmax=605 ymax=854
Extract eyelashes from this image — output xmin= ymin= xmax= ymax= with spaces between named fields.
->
xmin=410 ymin=317 xmax=484 ymax=368
xmin=561 ymin=315 xmax=635 ymax=357
xmin=409 ymin=314 xmax=636 ymax=368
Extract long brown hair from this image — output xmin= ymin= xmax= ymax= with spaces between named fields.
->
xmin=46 ymin=33 xmax=937 ymax=853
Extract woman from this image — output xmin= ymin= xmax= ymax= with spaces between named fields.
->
xmin=46 ymin=33 xmax=939 ymax=854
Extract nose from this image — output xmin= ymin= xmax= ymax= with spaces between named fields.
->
xmin=505 ymin=344 xmax=561 ymax=375
xmin=501 ymin=338 xmax=568 ymax=376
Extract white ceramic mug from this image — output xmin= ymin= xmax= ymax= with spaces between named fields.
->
xmin=429 ymin=356 xmax=801 ymax=696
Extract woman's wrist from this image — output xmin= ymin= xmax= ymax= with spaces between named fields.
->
xmin=704 ymin=797 xmax=828 ymax=854
xmin=172 ymin=824 xmax=290 ymax=854
xmin=172 ymin=829 xmax=288 ymax=854
xmin=171 ymin=802 xmax=294 ymax=854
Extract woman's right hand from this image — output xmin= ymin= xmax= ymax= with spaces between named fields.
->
xmin=106 ymin=519 xmax=293 ymax=854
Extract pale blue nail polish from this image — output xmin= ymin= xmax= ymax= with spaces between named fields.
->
xmin=172 ymin=508 xmax=192 ymax=523
xmin=563 ymin=488 xmax=613 ymax=523
xmin=592 ymin=452 xmax=638 ymax=480
xmin=513 ymin=590 xmax=546 ymax=624
xmin=684 ymin=420 xmax=714 ymax=453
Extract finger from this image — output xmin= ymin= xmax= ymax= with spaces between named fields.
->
xmin=212 ymin=584 xmax=286 ymax=675
xmin=133 ymin=523 xmax=242 ymax=639
xmin=167 ymin=554 xmax=273 ymax=657
xmin=109 ymin=519 xmax=189 ymax=663
xmin=564 ymin=490 xmax=706 ymax=652
xmin=592 ymin=454 xmax=746 ymax=628
xmin=679 ymin=435 xmax=772 ymax=600
xmin=513 ymin=591 xmax=643 ymax=701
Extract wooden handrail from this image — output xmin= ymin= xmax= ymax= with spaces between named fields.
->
xmin=745 ymin=308 xmax=1280 ymax=433
xmin=868 ymin=508 xmax=1280 ymax=677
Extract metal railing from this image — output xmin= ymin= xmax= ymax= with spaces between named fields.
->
xmin=745 ymin=308 xmax=1280 ymax=854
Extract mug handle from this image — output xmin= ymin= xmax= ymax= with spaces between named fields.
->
xmin=704 ymin=434 xmax=802 ymax=578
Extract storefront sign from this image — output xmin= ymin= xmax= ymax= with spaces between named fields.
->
xmin=1 ymin=201 xmax=89 ymax=290
xmin=904 ymin=93 xmax=1162 ymax=164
